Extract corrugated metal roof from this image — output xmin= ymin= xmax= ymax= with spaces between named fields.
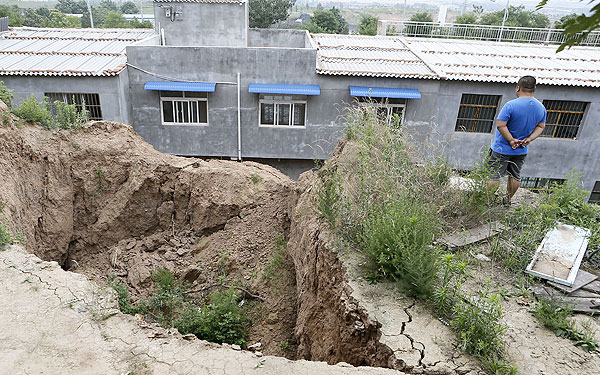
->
xmin=349 ymin=86 xmax=421 ymax=99
xmin=312 ymin=34 xmax=438 ymax=79
xmin=154 ymin=0 xmax=244 ymax=3
xmin=0 ymin=27 xmax=154 ymax=77
xmin=405 ymin=38 xmax=600 ymax=87
xmin=248 ymin=83 xmax=321 ymax=95
xmin=145 ymin=81 xmax=217 ymax=92
xmin=312 ymin=34 xmax=600 ymax=87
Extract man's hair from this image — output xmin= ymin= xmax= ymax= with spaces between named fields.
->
xmin=517 ymin=76 xmax=536 ymax=92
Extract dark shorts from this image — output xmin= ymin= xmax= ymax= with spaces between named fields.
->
xmin=487 ymin=149 xmax=526 ymax=181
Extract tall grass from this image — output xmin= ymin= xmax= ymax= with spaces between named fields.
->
xmin=314 ymin=106 xmax=514 ymax=373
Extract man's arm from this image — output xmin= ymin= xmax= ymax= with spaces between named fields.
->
xmin=496 ymin=120 xmax=521 ymax=149
xmin=520 ymin=122 xmax=546 ymax=147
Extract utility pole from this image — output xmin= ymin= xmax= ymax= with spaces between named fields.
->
xmin=498 ymin=0 xmax=509 ymax=42
xmin=86 ymin=0 xmax=94 ymax=28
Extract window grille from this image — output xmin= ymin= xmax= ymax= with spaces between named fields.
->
xmin=455 ymin=94 xmax=501 ymax=133
xmin=541 ymin=100 xmax=587 ymax=139
xmin=259 ymin=95 xmax=307 ymax=127
xmin=45 ymin=93 xmax=102 ymax=120
xmin=520 ymin=177 xmax=565 ymax=193
xmin=590 ymin=181 xmax=600 ymax=204
xmin=356 ymin=97 xmax=406 ymax=127
xmin=160 ymin=91 xmax=208 ymax=125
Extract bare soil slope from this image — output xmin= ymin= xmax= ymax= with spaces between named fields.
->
xmin=0 ymin=120 xmax=299 ymax=356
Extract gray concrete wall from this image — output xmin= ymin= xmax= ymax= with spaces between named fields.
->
xmin=1 ymin=75 xmax=128 ymax=123
xmin=406 ymin=80 xmax=600 ymax=195
xmin=126 ymin=44 xmax=340 ymax=160
xmin=248 ymin=29 xmax=309 ymax=48
xmin=154 ymin=2 xmax=247 ymax=47
xmin=125 ymin=41 xmax=600 ymax=194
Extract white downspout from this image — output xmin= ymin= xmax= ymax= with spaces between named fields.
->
xmin=237 ymin=72 xmax=242 ymax=161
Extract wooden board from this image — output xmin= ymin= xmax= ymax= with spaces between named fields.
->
xmin=531 ymin=286 xmax=600 ymax=314
xmin=582 ymin=281 xmax=600 ymax=294
xmin=439 ymin=221 xmax=506 ymax=249
xmin=547 ymin=269 xmax=598 ymax=293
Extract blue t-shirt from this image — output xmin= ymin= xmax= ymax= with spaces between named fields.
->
xmin=491 ymin=97 xmax=547 ymax=155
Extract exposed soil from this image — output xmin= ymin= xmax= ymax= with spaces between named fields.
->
xmin=0 ymin=119 xmax=300 ymax=357
xmin=2 ymin=112 xmax=599 ymax=375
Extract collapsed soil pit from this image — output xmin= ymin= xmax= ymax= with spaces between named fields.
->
xmin=0 ymin=120 xmax=301 ymax=358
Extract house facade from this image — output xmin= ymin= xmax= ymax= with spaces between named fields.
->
xmin=1 ymin=0 xmax=599 ymax=201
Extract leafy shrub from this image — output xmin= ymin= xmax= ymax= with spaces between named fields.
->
xmin=52 ymin=99 xmax=88 ymax=130
xmin=139 ymin=269 xmax=187 ymax=327
xmin=360 ymin=199 xmax=440 ymax=298
xmin=0 ymin=81 xmax=14 ymax=106
xmin=452 ymin=291 xmax=507 ymax=359
xmin=11 ymin=95 xmax=53 ymax=129
xmin=533 ymin=296 xmax=599 ymax=352
xmin=108 ymin=274 xmax=139 ymax=314
xmin=262 ymin=236 xmax=286 ymax=281
xmin=431 ymin=253 xmax=467 ymax=318
xmin=174 ymin=287 xmax=250 ymax=347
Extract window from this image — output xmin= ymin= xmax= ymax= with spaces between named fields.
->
xmin=455 ymin=94 xmax=501 ymax=133
xmin=589 ymin=181 xmax=600 ymax=204
xmin=259 ymin=95 xmax=306 ymax=127
xmin=520 ymin=177 xmax=565 ymax=193
xmin=541 ymin=100 xmax=587 ymax=139
xmin=45 ymin=93 xmax=102 ymax=120
xmin=356 ymin=97 xmax=406 ymax=127
xmin=160 ymin=91 xmax=208 ymax=125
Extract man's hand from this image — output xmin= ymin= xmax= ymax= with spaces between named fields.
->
xmin=520 ymin=137 xmax=532 ymax=147
xmin=509 ymin=139 xmax=521 ymax=149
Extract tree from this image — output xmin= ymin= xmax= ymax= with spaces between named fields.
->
xmin=129 ymin=18 xmax=153 ymax=28
xmin=554 ymin=13 xmax=578 ymax=29
xmin=47 ymin=9 xmax=81 ymax=27
xmin=120 ymin=1 xmax=139 ymax=14
xmin=99 ymin=0 xmax=119 ymax=12
xmin=0 ymin=5 xmax=24 ymax=26
xmin=56 ymin=0 xmax=88 ymax=14
xmin=537 ymin=0 xmax=600 ymax=51
xmin=479 ymin=5 xmax=549 ymax=28
xmin=306 ymin=7 xmax=348 ymax=34
xmin=249 ymin=0 xmax=295 ymax=28
xmin=358 ymin=14 xmax=378 ymax=35
xmin=410 ymin=11 xmax=433 ymax=23
xmin=455 ymin=13 xmax=478 ymax=25
xmin=103 ymin=11 xmax=128 ymax=28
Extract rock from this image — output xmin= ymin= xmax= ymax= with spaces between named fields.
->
xmin=183 ymin=268 xmax=201 ymax=284
xmin=182 ymin=334 xmax=196 ymax=341
xmin=231 ymin=344 xmax=241 ymax=351
xmin=125 ymin=239 xmax=136 ymax=250
xmin=164 ymin=251 xmax=178 ymax=261
xmin=475 ymin=253 xmax=491 ymax=262
xmin=169 ymin=238 xmax=180 ymax=247
xmin=194 ymin=237 xmax=211 ymax=254
xmin=248 ymin=342 xmax=262 ymax=350
xmin=0 ymin=100 xmax=8 ymax=112
xmin=254 ymin=351 xmax=263 ymax=357
xmin=176 ymin=247 xmax=188 ymax=256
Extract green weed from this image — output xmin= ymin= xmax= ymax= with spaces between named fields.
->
xmin=431 ymin=253 xmax=467 ymax=318
xmin=0 ymin=81 xmax=13 ymax=106
xmin=262 ymin=237 xmax=286 ymax=282
xmin=532 ymin=296 xmax=599 ymax=352
xmin=250 ymin=173 xmax=262 ymax=184
xmin=11 ymin=95 xmax=53 ymax=128
xmin=452 ymin=291 xmax=507 ymax=359
xmin=174 ymin=287 xmax=250 ymax=347
xmin=10 ymin=95 xmax=88 ymax=130
xmin=109 ymin=274 xmax=139 ymax=315
xmin=315 ymin=167 xmax=342 ymax=228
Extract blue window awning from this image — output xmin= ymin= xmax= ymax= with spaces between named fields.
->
xmin=349 ymin=86 xmax=421 ymax=99
xmin=144 ymin=81 xmax=216 ymax=92
xmin=249 ymin=83 xmax=320 ymax=96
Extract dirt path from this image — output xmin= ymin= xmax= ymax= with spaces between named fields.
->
xmin=0 ymin=245 xmax=402 ymax=375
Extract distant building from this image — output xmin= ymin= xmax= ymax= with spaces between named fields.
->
xmin=1 ymin=0 xmax=600 ymax=202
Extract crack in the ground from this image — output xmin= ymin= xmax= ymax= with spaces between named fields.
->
xmin=399 ymin=299 xmax=427 ymax=370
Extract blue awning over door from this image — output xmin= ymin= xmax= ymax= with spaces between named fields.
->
xmin=349 ymin=86 xmax=421 ymax=99
xmin=144 ymin=81 xmax=217 ymax=92
xmin=248 ymin=83 xmax=321 ymax=96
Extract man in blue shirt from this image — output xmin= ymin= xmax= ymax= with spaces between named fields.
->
xmin=487 ymin=76 xmax=547 ymax=206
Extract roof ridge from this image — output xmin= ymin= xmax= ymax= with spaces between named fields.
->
xmin=0 ymin=50 xmax=123 ymax=57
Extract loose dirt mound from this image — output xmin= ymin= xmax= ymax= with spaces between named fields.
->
xmin=0 ymin=120 xmax=299 ymax=357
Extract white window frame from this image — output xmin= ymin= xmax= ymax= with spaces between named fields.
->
xmin=160 ymin=92 xmax=208 ymax=126
xmin=258 ymin=95 xmax=307 ymax=128
xmin=357 ymin=101 xmax=406 ymax=126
